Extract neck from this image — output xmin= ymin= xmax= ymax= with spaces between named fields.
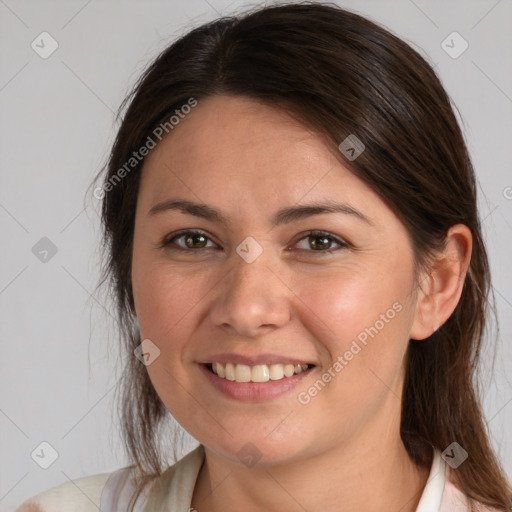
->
xmin=191 ymin=419 xmax=431 ymax=512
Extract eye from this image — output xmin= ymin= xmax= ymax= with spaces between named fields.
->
xmin=160 ymin=229 xmax=217 ymax=252
xmin=159 ymin=229 xmax=349 ymax=254
xmin=293 ymin=230 xmax=348 ymax=253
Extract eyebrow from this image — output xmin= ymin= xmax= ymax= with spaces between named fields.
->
xmin=147 ymin=199 xmax=373 ymax=228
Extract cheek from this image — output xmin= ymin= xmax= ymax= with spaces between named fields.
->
xmin=294 ymin=267 xmax=413 ymax=388
xmin=132 ymin=261 xmax=206 ymax=342
xmin=131 ymin=264 xmax=207 ymax=402
xmin=300 ymin=267 xmax=408 ymax=336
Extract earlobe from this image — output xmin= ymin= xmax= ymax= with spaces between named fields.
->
xmin=409 ymin=224 xmax=472 ymax=341
xmin=409 ymin=275 xmax=438 ymax=341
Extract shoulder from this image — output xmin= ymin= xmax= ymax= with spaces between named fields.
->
xmin=14 ymin=471 xmax=113 ymax=512
xmin=14 ymin=446 xmax=205 ymax=512
xmin=142 ymin=444 xmax=206 ymax=509
xmin=442 ymin=466 xmax=504 ymax=512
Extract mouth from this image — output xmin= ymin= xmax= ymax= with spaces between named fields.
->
xmin=204 ymin=362 xmax=315 ymax=383
xmin=199 ymin=361 xmax=316 ymax=401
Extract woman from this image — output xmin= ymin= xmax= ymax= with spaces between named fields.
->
xmin=15 ymin=2 xmax=512 ymax=511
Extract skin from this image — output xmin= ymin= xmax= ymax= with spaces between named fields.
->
xmin=131 ymin=94 xmax=472 ymax=512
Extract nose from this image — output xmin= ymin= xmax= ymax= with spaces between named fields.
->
xmin=208 ymin=249 xmax=292 ymax=338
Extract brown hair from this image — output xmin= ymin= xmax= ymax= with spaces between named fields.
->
xmin=92 ymin=2 xmax=512 ymax=509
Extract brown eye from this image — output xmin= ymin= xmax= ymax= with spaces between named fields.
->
xmin=160 ymin=229 xmax=348 ymax=255
xmin=161 ymin=230 xmax=216 ymax=252
xmin=180 ymin=232 xmax=208 ymax=249
xmin=309 ymin=234 xmax=331 ymax=250
xmin=294 ymin=231 xmax=348 ymax=253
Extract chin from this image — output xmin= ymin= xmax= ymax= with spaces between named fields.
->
xmin=203 ymin=434 xmax=309 ymax=468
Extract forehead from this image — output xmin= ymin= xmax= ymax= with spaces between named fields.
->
xmin=147 ymin=95 xmax=334 ymax=171
xmin=138 ymin=94 xmax=385 ymax=224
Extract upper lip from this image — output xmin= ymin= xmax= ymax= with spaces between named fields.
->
xmin=199 ymin=353 xmax=316 ymax=366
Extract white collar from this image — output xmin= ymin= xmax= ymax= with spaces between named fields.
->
xmin=415 ymin=449 xmax=446 ymax=512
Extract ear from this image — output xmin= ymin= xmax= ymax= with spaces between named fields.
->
xmin=409 ymin=224 xmax=472 ymax=341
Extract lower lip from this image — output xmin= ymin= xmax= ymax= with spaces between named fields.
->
xmin=198 ymin=363 xmax=315 ymax=402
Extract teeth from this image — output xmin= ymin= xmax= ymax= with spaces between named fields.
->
xmin=210 ymin=362 xmax=311 ymax=383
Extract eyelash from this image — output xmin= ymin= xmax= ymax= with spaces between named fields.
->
xmin=159 ymin=229 xmax=349 ymax=255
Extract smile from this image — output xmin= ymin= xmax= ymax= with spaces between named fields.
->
xmin=208 ymin=362 xmax=312 ymax=382
xmin=199 ymin=362 xmax=316 ymax=401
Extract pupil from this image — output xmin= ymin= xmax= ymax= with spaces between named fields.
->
xmin=312 ymin=235 xmax=329 ymax=250
xmin=186 ymin=234 xmax=206 ymax=248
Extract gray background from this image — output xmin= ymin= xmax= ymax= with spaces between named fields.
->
xmin=1 ymin=0 xmax=511 ymax=510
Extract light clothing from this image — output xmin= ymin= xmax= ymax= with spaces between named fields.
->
xmin=14 ymin=444 xmax=497 ymax=511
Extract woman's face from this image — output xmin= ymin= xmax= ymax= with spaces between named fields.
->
xmin=131 ymin=94 xmax=421 ymax=464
